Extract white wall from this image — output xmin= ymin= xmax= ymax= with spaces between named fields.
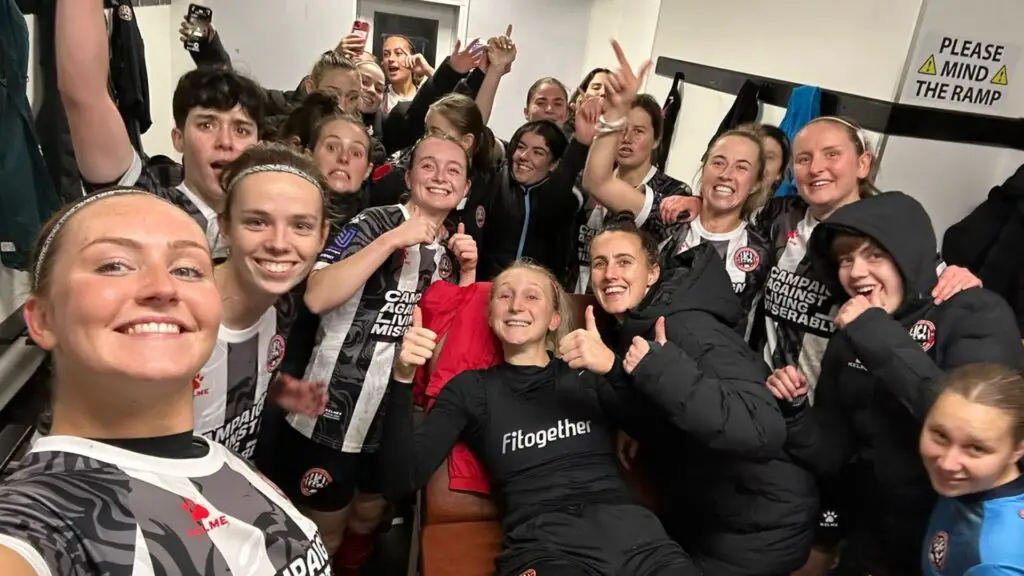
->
xmin=646 ymin=0 xmax=923 ymax=190
xmin=203 ymin=0 xmax=357 ymax=90
xmin=466 ymin=0 xmax=591 ymax=140
xmin=581 ymin=0 xmax=662 ymax=89
xmin=876 ymin=0 xmax=1024 ymax=242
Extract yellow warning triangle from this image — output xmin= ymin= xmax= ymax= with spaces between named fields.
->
xmin=918 ymin=54 xmax=937 ymax=75
xmin=992 ymin=65 xmax=1008 ymax=85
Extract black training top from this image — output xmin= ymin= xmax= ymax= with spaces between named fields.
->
xmin=381 ymin=358 xmax=636 ymax=530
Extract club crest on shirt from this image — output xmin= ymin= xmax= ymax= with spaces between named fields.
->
xmin=909 ymin=319 xmax=936 ymax=351
xmin=117 ymin=4 xmax=133 ymax=21
xmin=439 ymin=253 xmax=454 ymax=280
xmin=518 ymin=570 xmax=537 ymax=576
xmin=300 ymin=467 xmax=333 ymax=497
xmin=476 ymin=205 xmax=486 ymax=228
xmin=267 ymin=335 xmax=286 ymax=372
xmin=929 ymin=530 xmax=948 ymax=570
xmin=733 ymin=246 xmax=760 ymax=273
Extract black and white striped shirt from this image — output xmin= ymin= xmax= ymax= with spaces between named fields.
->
xmin=194 ymin=298 xmax=295 ymax=460
xmin=288 ymin=205 xmax=456 ymax=453
xmin=0 ymin=435 xmax=331 ymax=575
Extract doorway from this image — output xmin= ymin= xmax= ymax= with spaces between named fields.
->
xmin=355 ymin=0 xmax=466 ymax=67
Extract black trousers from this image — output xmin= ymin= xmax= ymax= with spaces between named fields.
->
xmin=496 ymin=503 xmax=699 ymax=576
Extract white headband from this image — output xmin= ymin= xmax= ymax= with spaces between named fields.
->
xmin=225 ymin=163 xmax=324 ymax=195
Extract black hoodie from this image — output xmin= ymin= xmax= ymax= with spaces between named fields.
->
xmin=617 ymin=243 xmax=817 ymax=576
xmin=787 ymin=192 xmax=1023 ymax=573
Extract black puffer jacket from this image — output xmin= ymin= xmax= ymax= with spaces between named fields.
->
xmin=618 ymin=244 xmax=817 ymax=576
xmin=785 ymin=191 xmax=1024 ymax=574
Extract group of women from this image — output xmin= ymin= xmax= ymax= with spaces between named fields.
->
xmin=0 ymin=2 xmax=1022 ymax=575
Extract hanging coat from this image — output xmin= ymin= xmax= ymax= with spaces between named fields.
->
xmin=656 ymin=72 xmax=684 ymax=172
xmin=109 ymin=0 xmax=151 ymax=152
xmin=0 ymin=0 xmax=61 ymax=270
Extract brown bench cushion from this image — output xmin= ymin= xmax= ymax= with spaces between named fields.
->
xmin=420 ymin=521 xmax=502 ymax=576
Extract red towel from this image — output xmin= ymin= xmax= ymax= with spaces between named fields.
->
xmin=414 ymin=282 xmax=502 ymax=495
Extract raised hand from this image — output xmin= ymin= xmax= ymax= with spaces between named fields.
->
xmin=337 ymin=33 xmax=367 ymax=58
xmin=605 ymin=39 xmax=652 ymax=112
xmin=765 ymin=365 xmax=808 ymax=402
xmin=573 ymin=97 xmax=603 ymax=145
xmin=485 ymin=25 xmax=516 ymax=74
xmin=271 ymin=374 xmax=329 ymax=417
xmin=558 ymin=305 xmax=615 ymax=374
xmin=448 ymin=222 xmax=478 ymax=274
xmin=623 ymin=316 xmax=666 ymax=374
xmin=394 ymin=306 xmax=438 ymax=382
xmin=449 ymin=38 xmax=483 ymax=74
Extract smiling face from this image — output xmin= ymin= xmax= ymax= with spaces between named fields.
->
xmin=24 ymin=194 xmax=221 ymax=385
xmin=511 ymin=131 xmax=557 ymax=186
xmin=793 ymin=120 xmax=871 ymax=216
xmin=172 ymin=105 xmax=259 ymax=210
xmin=357 ymin=63 xmax=386 ymax=114
xmin=312 ymin=118 xmax=372 ymax=193
xmin=921 ymin=390 xmax=1024 ymax=497
xmin=699 ymin=134 xmax=761 ymax=216
xmin=221 ymin=171 xmax=327 ymax=295
xmin=404 ymin=137 xmax=470 ymax=215
xmin=834 ymin=235 xmax=903 ymax=313
xmin=489 ymin=267 xmax=562 ymax=349
xmin=589 ymin=230 xmax=660 ymax=315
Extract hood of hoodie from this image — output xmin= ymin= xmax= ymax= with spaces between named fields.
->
xmin=619 ymin=243 xmax=744 ymax=340
xmin=808 ymin=191 xmax=937 ymax=318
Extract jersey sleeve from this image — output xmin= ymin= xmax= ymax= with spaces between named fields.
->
xmin=81 ymin=148 xmax=145 ymax=194
xmin=380 ymin=372 xmax=479 ymax=501
xmin=0 ymin=489 xmax=76 ymax=576
xmin=315 ymin=208 xmax=392 ymax=270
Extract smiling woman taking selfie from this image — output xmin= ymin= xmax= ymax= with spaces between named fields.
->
xmin=0 ymin=189 xmax=330 ymax=576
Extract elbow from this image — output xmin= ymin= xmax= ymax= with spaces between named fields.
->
xmin=303 ymin=277 xmax=329 ymax=315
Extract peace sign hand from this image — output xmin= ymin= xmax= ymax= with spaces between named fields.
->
xmin=605 ymin=39 xmax=652 ymax=112
xmin=624 ymin=316 xmax=666 ymax=374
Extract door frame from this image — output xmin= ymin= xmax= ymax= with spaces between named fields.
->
xmin=356 ymin=0 xmax=470 ymax=57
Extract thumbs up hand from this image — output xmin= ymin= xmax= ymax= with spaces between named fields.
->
xmin=624 ymin=316 xmax=666 ymax=374
xmin=558 ymin=305 xmax=615 ymax=375
xmin=447 ymin=222 xmax=478 ymax=285
xmin=394 ymin=306 xmax=438 ymax=383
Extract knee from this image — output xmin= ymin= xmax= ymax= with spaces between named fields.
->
xmin=305 ymin=508 xmax=349 ymax=556
xmin=347 ymin=493 xmax=388 ymax=532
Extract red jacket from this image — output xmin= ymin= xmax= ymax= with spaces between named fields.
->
xmin=414 ymin=281 xmax=502 ymax=494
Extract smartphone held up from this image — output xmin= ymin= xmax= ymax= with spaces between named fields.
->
xmin=183 ymin=3 xmax=213 ymax=53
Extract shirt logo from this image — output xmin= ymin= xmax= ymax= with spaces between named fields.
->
xmin=519 ymin=570 xmax=537 ymax=576
xmin=502 ymin=419 xmax=592 ymax=454
xmin=267 ymin=334 xmax=286 ymax=372
xmin=182 ymin=498 xmax=230 ymax=537
xmin=300 ymin=467 xmax=333 ymax=497
xmin=928 ymin=530 xmax=948 ymax=571
xmin=910 ymin=319 xmax=937 ymax=352
xmin=475 ymin=205 xmax=486 ymax=228
xmin=439 ymin=253 xmax=454 ymax=280
xmin=192 ymin=373 xmax=208 ymax=397
xmin=334 ymin=227 xmax=358 ymax=252
xmin=117 ymin=4 xmax=133 ymax=21
xmin=733 ymin=246 xmax=760 ymax=273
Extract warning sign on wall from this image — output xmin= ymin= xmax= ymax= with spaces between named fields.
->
xmin=902 ymin=32 xmax=1020 ymax=113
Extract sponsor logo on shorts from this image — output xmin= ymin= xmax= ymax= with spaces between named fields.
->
xmin=300 ymin=467 xmax=333 ymax=497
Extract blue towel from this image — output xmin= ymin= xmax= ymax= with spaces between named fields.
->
xmin=774 ymin=86 xmax=821 ymax=197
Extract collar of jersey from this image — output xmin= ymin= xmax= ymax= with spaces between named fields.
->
xmin=31 ymin=434 xmax=224 ymax=477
